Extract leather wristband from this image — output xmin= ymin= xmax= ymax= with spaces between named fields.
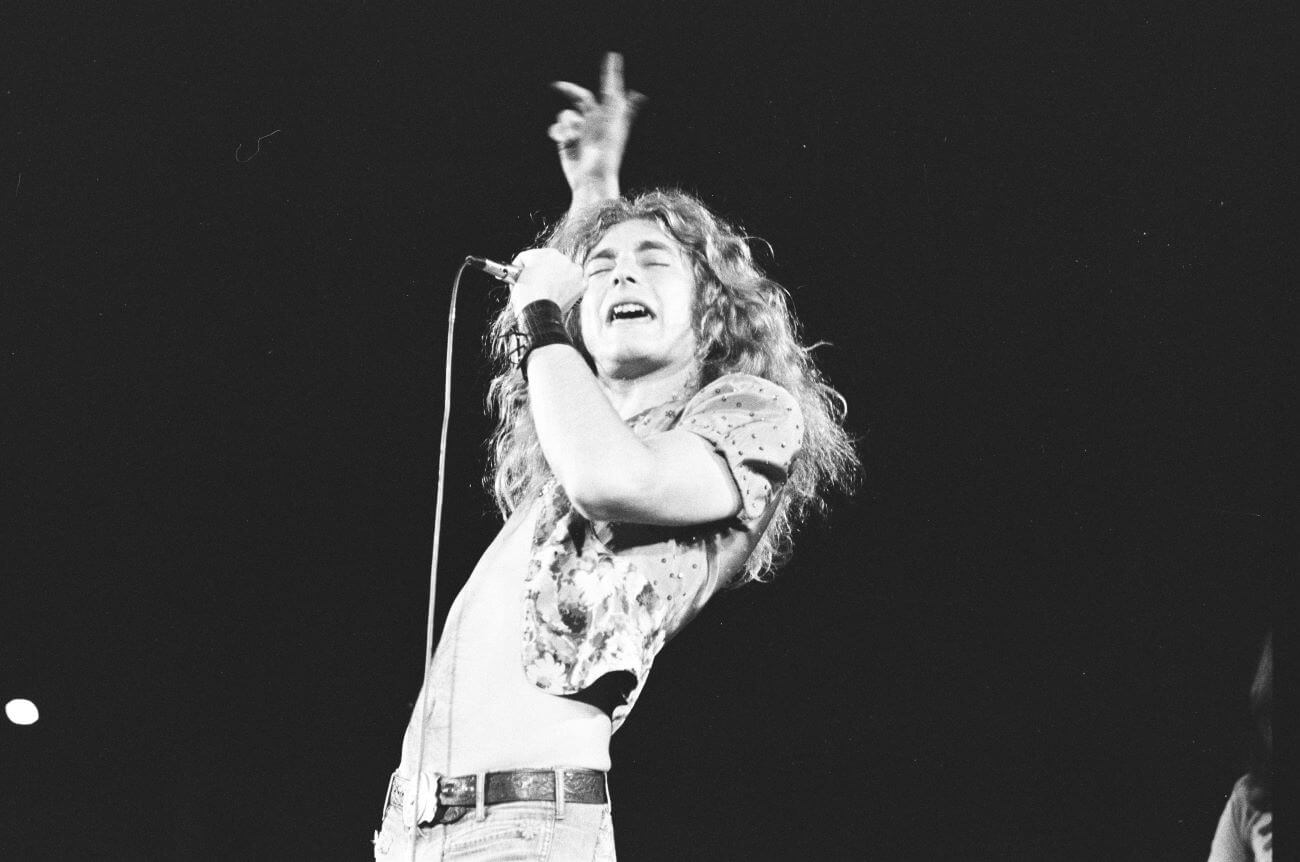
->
xmin=518 ymin=299 xmax=573 ymax=382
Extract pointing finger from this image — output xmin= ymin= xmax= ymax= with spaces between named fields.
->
xmin=599 ymin=52 xmax=626 ymax=99
xmin=600 ymin=51 xmax=625 ymax=99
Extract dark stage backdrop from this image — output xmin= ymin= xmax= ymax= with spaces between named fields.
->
xmin=2 ymin=3 xmax=1284 ymax=860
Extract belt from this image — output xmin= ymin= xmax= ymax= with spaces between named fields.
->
xmin=390 ymin=768 xmax=608 ymax=827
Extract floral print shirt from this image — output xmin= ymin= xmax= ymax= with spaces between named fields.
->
xmin=521 ymin=373 xmax=804 ymax=732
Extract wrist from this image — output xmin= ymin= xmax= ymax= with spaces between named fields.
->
xmin=569 ymin=174 xmax=620 ymax=209
xmin=516 ymin=300 xmax=574 ymax=382
xmin=510 ymin=287 xmax=549 ymax=318
xmin=515 ymin=297 xmax=561 ymax=327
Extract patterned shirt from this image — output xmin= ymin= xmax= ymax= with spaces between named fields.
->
xmin=520 ymin=373 xmax=804 ymax=732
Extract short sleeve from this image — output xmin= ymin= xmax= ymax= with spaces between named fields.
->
xmin=1207 ymin=777 xmax=1256 ymax=862
xmin=676 ymin=374 xmax=803 ymax=523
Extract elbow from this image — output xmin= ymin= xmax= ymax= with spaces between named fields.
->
xmin=568 ymin=494 xmax=620 ymax=524
xmin=564 ymin=461 xmax=652 ymax=523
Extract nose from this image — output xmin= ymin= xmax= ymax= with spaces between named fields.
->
xmin=610 ymin=256 xmax=640 ymax=286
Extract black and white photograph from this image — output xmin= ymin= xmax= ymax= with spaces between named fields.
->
xmin=3 ymin=3 xmax=1281 ymax=860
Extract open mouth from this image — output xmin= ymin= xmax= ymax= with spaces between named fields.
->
xmin=607 ymin=302 xmax=654 ymax=323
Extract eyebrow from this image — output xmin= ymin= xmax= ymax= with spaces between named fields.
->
xmin=585 ymin=239 xmax=679 ymax=265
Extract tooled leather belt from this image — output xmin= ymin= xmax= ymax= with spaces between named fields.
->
xmin=393 ymin=768 xmax=608 ymax=827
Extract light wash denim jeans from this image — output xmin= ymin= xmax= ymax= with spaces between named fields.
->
xmin=373 ymin=772 xmax=617 ymax=861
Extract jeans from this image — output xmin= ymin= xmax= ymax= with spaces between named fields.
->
xmin=373 ymin=773 xmax=617 ymax=861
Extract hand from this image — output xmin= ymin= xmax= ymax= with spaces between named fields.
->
xmin=549 ymin=52 xmax=646 ymax=208
xmin=510 ymin=248 xmax=585 ymax=317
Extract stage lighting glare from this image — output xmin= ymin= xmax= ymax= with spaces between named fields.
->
xmin=6 ymin=698 xmax=40 ymax=725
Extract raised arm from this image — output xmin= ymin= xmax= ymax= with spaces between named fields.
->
xmin=549 ymin=52 xmax=646 ymax=217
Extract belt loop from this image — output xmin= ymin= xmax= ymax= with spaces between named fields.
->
xmin=554 ymin=768 xmax=566 ymax=820
xmin=382 ymin=771 xmax=398 ymax=823
xmin=475 ymin=772 xmax=487 ymax=821
xmin=401 ymin=773 xmax=417 ymax=832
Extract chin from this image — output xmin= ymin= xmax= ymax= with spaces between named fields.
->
xmin=594 ymin=350 xmax=661 ymax=378
xmin=604 ymin=360 xmax=658 ymax=380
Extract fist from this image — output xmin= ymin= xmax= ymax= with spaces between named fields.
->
xmin=509 ymin=248 xmax=585 ymax=317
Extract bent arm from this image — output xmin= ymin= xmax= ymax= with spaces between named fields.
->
xmin=526 ymin=344 xmax=742 ymax=526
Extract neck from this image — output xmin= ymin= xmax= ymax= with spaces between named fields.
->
xmin=598 ymin=361 xmax=698 ymax=420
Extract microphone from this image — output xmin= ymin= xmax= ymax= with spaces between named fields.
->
xmin=465 ymin=256 xmax=521 ymax=284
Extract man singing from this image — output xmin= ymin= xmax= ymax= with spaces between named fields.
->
xmin=374 ymin=54 xmax=857 ymax=860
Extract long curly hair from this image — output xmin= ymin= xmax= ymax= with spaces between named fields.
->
xmin=484 ymin=189 xmax=859 ymax=583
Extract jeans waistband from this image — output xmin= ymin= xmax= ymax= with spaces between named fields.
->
xmin=386 ymin=768 xmax=610 ymax=829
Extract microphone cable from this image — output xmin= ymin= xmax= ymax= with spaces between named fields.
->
xmin=407 ymin=256 xmax=475 ymax=858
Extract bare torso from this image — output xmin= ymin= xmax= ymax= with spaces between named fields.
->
xmin=399 ymin=502 xmax=612 ymax=779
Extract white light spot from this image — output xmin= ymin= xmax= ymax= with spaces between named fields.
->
xmin=6 ymin=698 xmax=39 ymax=725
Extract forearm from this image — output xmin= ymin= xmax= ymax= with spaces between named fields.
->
xmin=525 ymin=344 xmax=652 ymax=511
xmin=567 ymin=175 xmax=620 ymax=218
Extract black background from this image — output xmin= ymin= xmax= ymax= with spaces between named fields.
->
xmin=2 ymin=2 xmax=1285 ymax=859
